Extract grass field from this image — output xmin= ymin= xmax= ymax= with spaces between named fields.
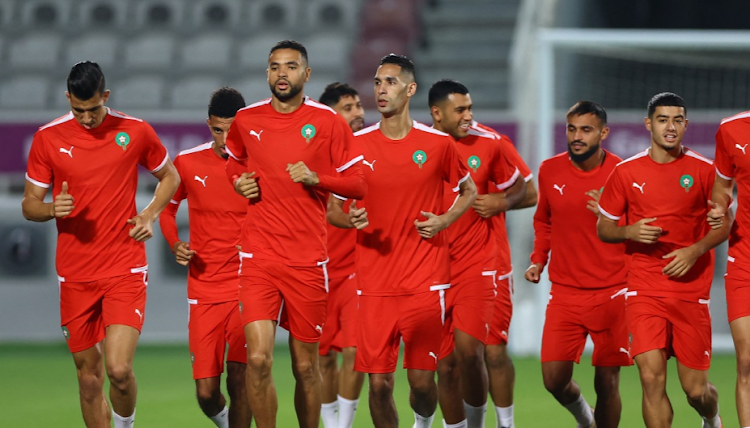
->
xmin=0 ymin=343 xmax=738 ymax=427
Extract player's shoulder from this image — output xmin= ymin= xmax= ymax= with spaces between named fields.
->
xmin=236 ymin=98 xmax=272 ymax=117
xmin=107 ymin=108 xmax=145 ymax=123
xmin=683 ymin=147 xmax=714 ymax=167
xmin=616 ymin=149 xmax=650 ymax=168
xmin=412 ymin=121 xmax=454 ymax=148
xmin=720 ymin=110 xmax=750 ymax=127
xmin=176 ymin=142 xmax=214 ymax=159
xmin=38 ymin=112 xmax=75 ymax=132
xmin=538 ymin=152 xmax=570 ymax=175
xmin=354 ymin=123 xmax=380 ymax=138
xmin=303 ymin=97 xmax=337 ymax=116
xmin=603 ymin=149 xmax=623 ymax=165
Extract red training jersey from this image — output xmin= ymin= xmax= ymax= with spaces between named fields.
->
xmin=25 ymin=108 xmax=169 ymax=282
xmin=224 ymin=97 xmax=363 ymax=267
xmin=598 ymin=148 xmax=715 ymax=301
xmin=446 ymin=128 xmax=520 ymax=278
xmin=355 ymin=121 xmax=470 ymax=296
xmin=714 ymin=111 xmax=750 ymax=265
xmin=159 ymin=142 xmax=246 ymax=303
xmin=531 ymin=151 xmax=627 ymax=302
xmin=326 ymin=197 xmax=356 ymax=280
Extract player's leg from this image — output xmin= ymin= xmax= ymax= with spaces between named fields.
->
xmin=338 ymin=346 xmax=365 ymax=428
xmin=244 ymin=319 xmax=277 ymax=428
xmin=104 ymin=324 xmax=140 ymax=426
xmin=72 ymin=344 xmax=111 ymax=428
xmin=437 ymin=351 xmax=464 ymax=425
xmin=486 ymin=274 xmax=515 ymax=428
xmin=369 ymin=372 xmax=399 ymax=428
xmin=319 ymin=351 xmax=340 ymax=427
xmin=196 ymin=377 xmax=227 ymax=425
xmin=731 ymin=316 xmax=750 ymax=426
xmin=634 ymin=349 xmax=672 ymax=427
xmin=225 ymin=303 xmax=252 ymax=428
xmin=676 ymin=361 xmax=721 ymax=427
xmin=455 ymin=329 xmax=489 ymax=427
xmin=189 ymin=302 xmax=230 ymax=427
xmin=407 ymin=368 xmax=439 ymax=427
xmin=288 ymin=336 xmax=323 ymax=428
xmin=593 ymin=366 xmax=621 ymax=428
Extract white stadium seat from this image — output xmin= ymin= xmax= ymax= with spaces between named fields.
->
xmin=133 ymin=0 xmax=186 ymax=29
xmin=0 ymin=75 xmax=51 ymax=109
xmin=110 ymin=75 xmax=165 ymax=109
xmin=304 ymin=0 xmax=360 ymax=30
xmin=20 ymin=0 xmax=73 ymax=28
xmin=230 ymin=77 xmax=274 ymax=105
xmin=65 ymin=32 xmax=119 ymax=70
xmin=180 ymin=33 xmax=233 ymax=70
xmin=170 ymin=75 xmax=223 ymax=109
xmin=77 ymin=0 xmax=131 ymax=28
xmin=8 ymin=33 xmax=61 ymax=69
xmin=302 ymin=34 xmax=351 ymax=72
xmin=190 ymin=0 xmax=241 ymax=28
xmin=123 ymin=33 xmax=176 ymax=69
xmin=243 ymin=0 xmax=298 ymax=30
xmin=237 ymin=33 xmax=291 ymax=71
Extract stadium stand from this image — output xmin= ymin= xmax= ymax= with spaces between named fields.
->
xmin=0 ymin=75 xmax=50 ymax=109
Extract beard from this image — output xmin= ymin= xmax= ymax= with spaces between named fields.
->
xmin=568 ymin=141 xmax=600 ymax=163
xmin=270 ymin=80 xmax=303 ymax=102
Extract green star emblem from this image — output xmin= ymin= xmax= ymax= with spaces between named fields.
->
xmin=468 ymin=155 xmax=481 ymax=173
xmin=413 ymin=150 xmax=427 ymax=168
xmin=680 ymin=174 xmax=694 ymax=192
xmin=301 ymin=124 xmax=316 ymax=143
xmin=61 ymin=326 xmax=70 ymax=341
xmin=115 ymin=132 xmax=130 ymax=151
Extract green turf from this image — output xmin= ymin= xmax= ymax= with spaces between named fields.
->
xmin=0 ymin=343 xmax=739 ymax=427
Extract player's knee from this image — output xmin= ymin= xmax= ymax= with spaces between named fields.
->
xmin=226 ymin=364 xmax=246 ymax=395
xmin=247 ymin=352 xmax=273 ymax=375
xmin=737 ymin=352 xmax=750 ymax=379
xmin=457 ymin=348 xmax=485 ymax=371
xmin=542 ymin=372 xmax=567 ymax=395
xmin=292 ymin=357 xmax=317 ymax=381
xmin=683 ymin=384 xmax=708 ymax=406
xmin=319 ymin=354 xmax=337 ymax=374
xmin=196 ymin=384 xmax=222 ymax=408
xmin=594 ymin=371 xmax=620 ymax=398
xmin=369 ymin=375 xmax=395 ymax=399
xmin=638 ymin=368 xmax=666 ymax=391
xmin=409 ymin=376 xmax=436 ymax=399
xmin=106 ymin=362 xmax=134 ymax=391
xmin=484 ymin=345 xmax=509 ymax=369
xmin=77 ymin=370 xmax=105 ymax=399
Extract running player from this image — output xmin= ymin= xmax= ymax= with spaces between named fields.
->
xmin=597 ymin=92 xmax=727 ymax=428
xmin=525 ymin=101 xmax=631 ymax=428
xmin=22 ymin=61 xmax=180 ymax=428
xmin=224 ymin=40 xmax=366 ymax=428
xmin=159 ymin=87 xmax=251 ymax=428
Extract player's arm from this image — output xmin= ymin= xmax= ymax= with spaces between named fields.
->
xmin=473 ymin=173 xmax=526 ymax=218
xmin=327 ymin=195 xmax=368 ymax=229
xmin=707 ymin=174 xmax=733 ymax=229
xmin=663 ymin=207 xmax=733 ymax=277
xmin=128 ymin=158 xmax=180 ymax=242
xmin=22 ymin=180 xmax=74 ymax=222
xmin=287 ymin=159 xmax=367 ymax=200
xmin=525 ymin=172 xmax=551 ymax=283
xmin=158 ymin=180 xmax=195 ymax=266
xmin=597 ymin=215 xmax=661 ymax=244
xmin=513 ymin=179 xmax=538 ymax=209
xmin=415 ymin=175 xmax=477 ymax=239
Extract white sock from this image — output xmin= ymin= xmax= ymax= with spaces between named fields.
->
xmin=413 ymin=411 xmax=435 ymax=428
xmin=463 ymin=401 xmax=487 ymax=428
xmin=443 ymin=419 xmax=468 ymax=428
xmin=563 ymin=395 xmax=594 ymax=428
xmin=701 ymin=407 xmax=721 ymax=428
xmin=112 ymin=409 xmax=135 ymax=428
xmin=208 ymin=406 xmax=229 ymax=428
xmin=337 ymin=395 xmax=359 ymax=428
xmin=321 ymin=400 xmax=339 ymax=428
xmin=495 ymin=404 xmax=514 ymax=428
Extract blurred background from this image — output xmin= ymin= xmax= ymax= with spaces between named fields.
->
xmin=1 ymin=0 xmax=750 ymax=356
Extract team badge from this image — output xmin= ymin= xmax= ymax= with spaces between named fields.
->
xmin=600 ymin=187 xmax=604 ymax=193
xmin=468 ymin=155 xmax=481 ymax=173
xmin=61 ymin=326 xmax=70 ymax=341
xmin=413 ymin=150 xmax=427 ymax=168
xmin=239 ymin=301 xmax=243 ymax=313
xmin=115 ymin=132 xmax=130 ymax=151
xmin=190 ymin=353 xmax=195 ymax=364
xmin=680 ymin=174 xmax=694 ymax=192
xmin=301 ymin=124 xmax=316 ymax=143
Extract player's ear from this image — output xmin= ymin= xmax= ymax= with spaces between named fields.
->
xmin=644 ymin=117 xmax=651 ymax=132
xmin=430 ymin=105 xmax=442 ymax=123
xmin=600 ymin=126 xmax=610 ymax=141
xmin=406 ymin=81 xmax=417 ymax=98
xmin=101 ymin=89 xmax=110 ymax=104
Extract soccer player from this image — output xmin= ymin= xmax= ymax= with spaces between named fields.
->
xmin=21 ymin=61 xmax=180 ymax=428
xmin=428 ymin=79 xmax=526 ymax=428
xmin=524 ymin=101 xmax=631 ymax=428
xmin=471 ymin=121 xmax=537 ymax=428
xmin=224 ymin=40 xmax=366 ymax=428
xmin=709 ymin=109 xmax=750 ymax=427
xmin=159 ymin=87 xmax=251 ymax=428
xmin=597 ymin=92 xmax=727 ymax=428
xmin=317 ymin=82 xmax=366 ymax=428
xmin=328 ymin=55 xmax=477 ymax=428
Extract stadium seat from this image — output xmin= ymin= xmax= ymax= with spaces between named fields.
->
xmin=244 ymin=0 xmax=298 ymax=29
xmin=110 ymin=75 xmax=165 ymax=109
xmin=123 ymin=33 xmax=176 ymax=70
xmin=169 ymin=75 xmax=223 ymax=109
xmin=0 ymin=1 xmax=13 ymax=29
xmin=180 ymin=33 xmax=233 ymax=70
xmin=190 ymin=0 xmax=241 ymax=29
xmin=8 ymin=33 xmax=62 ymax=69
xmin=133 ymin=0 xmax=186 ymax=29
xmin=20 ymin=0 xmax=73 ymax=28
xmin=237 ymin=33 xmax=291 ymax=71
xmin=302 ymin=34 xmax=351 ymax=73
xmin=230 ymin=77 xmax=273 ymax=105
xmin=65 ymin=32 xmax=119 ymax=70
xmin=304 ymin=0 xmax=360 ymax=30
xmin=0 ymin=75 xmax=51 ymax=109
xmin=77 ymin=0 xmax=130 ymax=28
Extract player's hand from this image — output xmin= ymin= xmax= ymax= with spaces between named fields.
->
xmin=126 ymin=213 xmax=154 ymax=242
xmin=172 ymin=241 xmax=196 ymax=266
xmin=707 ymin=200 xmax=726 ymax=230
xmin=524 ymin=263 xmax=543 ymax=283
xmin=473 ymin=193 xmax=508 ymax=218
xmin=585 ymin=189 xmax=601 ymax=215
xmin=349 ymin=201 xmax=369 ymax=230
xmin=414 ymin=211 xmax=446 ymax=239
xmin=287 ymin=162 xmax=319 ymax=186
xmin=234 ymin=172 xmax=259 ymax=199
xmin=52 ymin=181 xmax=75 ymax=218
xmin=662 ymin=246 xmax=700 ymax=277
xmin=625 ymin=217 xmax=662 ymax=244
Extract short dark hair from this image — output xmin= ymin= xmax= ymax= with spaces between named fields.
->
xmin=319 ymin=82 xmax=359 ymax=107
xmin=566 ymin=101 xmax=607 ymax=125
xmin=647 ymin=92 xmax=687 ymax=118
xmin=208 ymin=87 xmax=246 ymax=118
xmin=67 ymin=61 xmax=106 ymax=100
xmin=379 ymin=54 xmax=416 ymax=82
xmin=428 ymin=79 xmax=469 ymax=108
xmin=270 ymin=39 xmax=308 ymax=65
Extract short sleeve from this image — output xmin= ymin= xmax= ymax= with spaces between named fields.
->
xmin=714 ymin=125 xmax=735 ymax=181
xmin=225 ymin=116 xmax=248 ymax=162
xmin=138 ymin=123 xmax=169 ymax=173
xmin=26 ymin=131 xmax=52 ymax=188
xmin=500 ymin=136 xmax=533 ymax=181
xmin=443 ymin=138 xmax=470 ymax=192
xmin=598 ymin=166 xmax=627 ymax=221
xmin=330 ymin=115 xmax=363 ymax=173
xmin=490 ymin=140 xmax=520 ymax=191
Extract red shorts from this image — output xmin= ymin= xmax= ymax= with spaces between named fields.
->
xmin=238 ymin=255 xmax=328 ymax=343
xmin=626 ymin=294 xmax=712 ymax=371
xmin=59 ymin=267 xmax=148 ymax=353
xmin=188 ymin=300 xmax=246 ymax=379
xmin=355 ymin=288 xmax=446 ymax=373
xmin=319 ymin=273 xmax=358 ymax=355
xmin=541 ymin=289 xmax=631 ymax=366
xmin=724 ymin=256 xmax=750 ymax=323
xmin=440 ymin=270 xmax=496 ymax=357
xmin=487 ymin=272 xmax=514 ymax=346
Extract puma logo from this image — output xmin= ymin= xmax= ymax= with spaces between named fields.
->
xmin=59 ymin=146 xmax=74 ymax=158
xmin=553 ymin=184 xmax=565 ymax=195
xmin=632 ymin=182 xmax=646 ymax=194
xmin=315 ymin=325 xmax=323 ymax=333
xmin=249 ymin=130 xmax=263 ymax=141
xmin=619 ymin=347 xmax=631 ymax=357
xmin=736 ymin=143 xmax=748 ymax=155
xmin=135 ymin=309 xmax=143 ymax=323
xmin=428 ymin=352 xmax=438 ymax=363
xmin=705 ymin=350 xmax=710 ymax=357
xmin=362 ymin=159 xmax=376 ymax=171
xmin=194 ymin=175 xmax=207 ymax=187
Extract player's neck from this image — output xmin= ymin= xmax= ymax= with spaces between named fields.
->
xmin=573 ymin=149 xmax=604 ymax=172
xmin=270 ymin=93 xmax=304 ymax=114
xmin=379 ymin=110 xmax=413 ymax=140
xmin=649 ymin=142 xmax=683 ymax=164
